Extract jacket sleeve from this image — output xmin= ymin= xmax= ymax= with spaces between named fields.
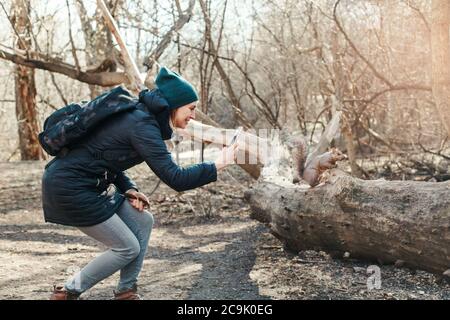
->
xmin=130 ymin=116 xmax=217 ymax=192
xmin=114 ymin=171 xmax=138 ymax=193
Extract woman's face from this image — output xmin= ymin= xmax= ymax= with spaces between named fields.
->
xmin=171 ymin=102 xmax=197 ymax=129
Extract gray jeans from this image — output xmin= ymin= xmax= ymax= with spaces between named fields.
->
xmin=65 ymin=200 xmax=154 ymax=294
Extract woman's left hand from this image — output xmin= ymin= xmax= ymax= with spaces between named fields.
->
xmin=214 ymin=142 xmax=239 ymax=171
xmin=125 ymin=189 xmax=150 ymax=212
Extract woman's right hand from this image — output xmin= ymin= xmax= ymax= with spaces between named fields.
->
xmin=125 ymin=189 xmax=150 ymax=212
xmin=214 ymin=142 xmax=239 ymax=171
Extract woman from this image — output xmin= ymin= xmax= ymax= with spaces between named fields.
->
xmin=42 ymin=67 xmax=239 ymax=300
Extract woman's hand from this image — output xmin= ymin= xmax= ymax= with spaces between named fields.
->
xmin=125 ymin=189 xmax=150 ymax=212
xmin=214 ymin=142 xmax=239 ymax=171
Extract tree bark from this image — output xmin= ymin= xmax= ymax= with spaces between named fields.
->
xmin=12 ymin=0 xmax=45 ymax=160
xmin=430 ymin=0 xmax=450 ymax=137
xmin=244 ymin=169 xmax=450 ymax=275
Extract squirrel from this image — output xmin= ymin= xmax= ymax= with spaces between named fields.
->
xmin=290 ymin=136 xmax=347 ymax=187
xmin=302 ymin=147 xmax=347 ymax=187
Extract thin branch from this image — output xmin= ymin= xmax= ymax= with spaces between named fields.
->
xmin=6 ymin=145 xmax=20 ymax=161
xmin=333 ymin=0 xmax=393 ymax=88
xmin=0 ymin=1 xmax=29 ymax=57
xmin=174 ymin=0 xmax=183 ymax=15
xmin=309 ymin=105 xmax=331 ymax=145
xmin=403 ymin=0 xmax=430 ymax=33
xmin=37 ymin=94 xmax=58 ymax=111
xmin=49 ymin=72 xmax=68 ymax=105
xmin=143 ymin=0 xmax=195 ymax=71
xmin=360 ymin=120 xmax=395 ymax=150
xmin=198 ymin=0 xmax=253 ymax=129
xmin=66 ymin=0 xmax=81 ymax=73
xmin=230 ymin=57 xmax=281 ymax=128
xmin=417 ymin=133 xmax=450 ymax=160
xmin=111 ymin=0 xmax=121 ymax=16
xmin=344 ymin=84 xmax=431 ymax=105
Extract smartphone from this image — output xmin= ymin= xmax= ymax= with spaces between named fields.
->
xmin=230 ymin=126 xmax=242 ymax=145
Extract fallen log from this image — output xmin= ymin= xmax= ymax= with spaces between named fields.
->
xmin=244 ymin=169 xmax=450 ymax=275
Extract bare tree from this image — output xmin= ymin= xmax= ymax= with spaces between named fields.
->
xmin=12 ymin=0 xmax=44 ymax=160
xmin=198 ymin=0 xmax=253 ymax=129
xmin=75 ymin=0 xmax=123 ymax=98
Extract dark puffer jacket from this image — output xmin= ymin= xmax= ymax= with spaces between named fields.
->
xmin=41 ymin=89 xmax=217 ymax=227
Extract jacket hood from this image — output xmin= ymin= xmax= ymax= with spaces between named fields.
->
xmin=137 ymin=88 xmax=173 ymax=140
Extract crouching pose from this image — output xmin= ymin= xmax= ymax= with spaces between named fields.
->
xmin=42 ymin=67 xmax=238 ymax=300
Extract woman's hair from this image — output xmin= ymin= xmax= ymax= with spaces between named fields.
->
xmin=169 ymin=109 xmax=176 ymax=130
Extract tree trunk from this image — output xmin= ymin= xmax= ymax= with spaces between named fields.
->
xmin=430 ymin=0 xmax=450 ymax=137
xmin=13 ymin=0 xmax=45 ymax=160
xmin=244 ymin=169 xmax=450 ymax=275
xmin=341 ymin=117 xmax=363 ymax=177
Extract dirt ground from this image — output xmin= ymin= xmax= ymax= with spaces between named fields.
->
xmin=0 ymin=161 xmax=448 ymax=300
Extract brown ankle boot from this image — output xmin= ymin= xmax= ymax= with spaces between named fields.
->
xmin=113 ymin=284 xmax=141 ymax=300
xmin=50 ymin=285 xmax=81 ymax=300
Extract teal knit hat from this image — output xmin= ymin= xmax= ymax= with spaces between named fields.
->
xmin=155 ymin=67 xmax=199 ymax=110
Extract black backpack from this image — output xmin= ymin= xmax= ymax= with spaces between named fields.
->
xmin=38 ymin=86 xmax=137 ymax=156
